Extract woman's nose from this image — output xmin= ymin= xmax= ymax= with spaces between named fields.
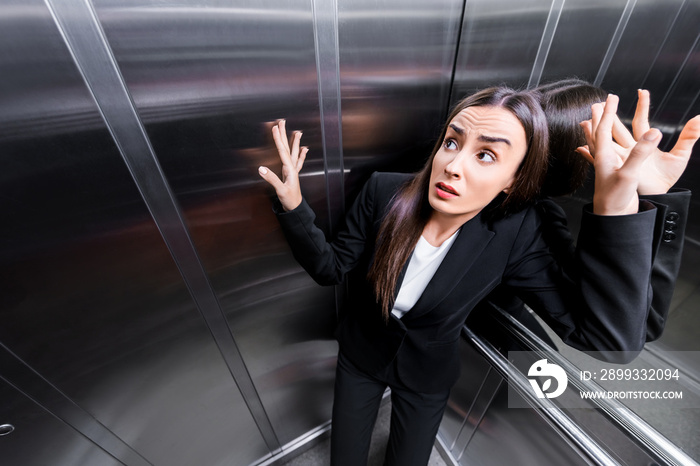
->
xmin=444 ymin=155 xmax=462 ymax=178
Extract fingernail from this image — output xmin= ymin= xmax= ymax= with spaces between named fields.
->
xmin=643 ymin=129 xmax=660 ymax=141
xmin=258 ymin=166 xmax=268 ymax=175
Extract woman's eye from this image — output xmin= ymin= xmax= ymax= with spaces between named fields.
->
xmin=444 ymin=139 xmax=458 ymax=150
xmin=476 ymin=151 xmax=496 ymax=163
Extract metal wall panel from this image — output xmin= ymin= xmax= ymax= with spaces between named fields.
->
xmin=598 ymin=0 xmax=688 ymax=112
xmin=0 ymin=379 xmax=122 ymax=466
xmin=90 ymin=0 xmax=338 ymax=448
xmin=0 ymin=1 xmax=267 ymax=465
xmin=337 ymin=0 xmax=463 ymax=183
xmin=3 ymin=0 xmax=700 ymax=464
xmin=538 ymin=0 xmax=628 ymax=85
xmin=451 ymin=0 xmax=552 ymax=97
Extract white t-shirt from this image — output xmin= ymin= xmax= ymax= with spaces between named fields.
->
xmin=391 ymin=230 xmax=460 ymax=319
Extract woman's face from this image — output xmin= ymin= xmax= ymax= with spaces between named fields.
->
xmin=428 ymin=105 xmax=528 ymax=223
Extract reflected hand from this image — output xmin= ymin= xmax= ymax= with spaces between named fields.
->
xmin=258 ymin=119 xmax=308 ymax=211
xmin=580 ymin=94 xmax=661 ymax=215
xmin=576 ymin=89 xmax=700 ymax=195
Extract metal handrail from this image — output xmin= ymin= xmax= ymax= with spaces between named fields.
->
xmin=481 ymin=303 xmax=698 ymax=466
xmin=461 ymin=325 xmax=621 ymax=466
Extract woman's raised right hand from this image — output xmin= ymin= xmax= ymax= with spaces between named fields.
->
xmin=258 ymin=119 xmax=308 ymax=211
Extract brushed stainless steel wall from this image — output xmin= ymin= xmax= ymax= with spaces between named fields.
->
xmin=89 ymin=0 xmax=336 ymax=452
xmin=1 ymin=1 xmax=269 ymax=465
xmin=1 ymin=0 xmax=699 ymax=465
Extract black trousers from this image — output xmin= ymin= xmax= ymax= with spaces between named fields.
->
xmin=330 ymin=351 xmax=450 ymax=466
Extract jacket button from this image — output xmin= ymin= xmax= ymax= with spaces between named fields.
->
xmin=663 ymin=231 xmax=677 ymax=242
xmin=666 ymin=211 xmax=679 ymax=222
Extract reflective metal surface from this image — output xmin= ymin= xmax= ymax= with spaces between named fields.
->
xmin=0 ymin=379 xmax=123 ymax=466
xmin=1 ymin=1 xmax=266 ymax=465
xmin=451 ymin=0 xmax=553 ymax=94
xmin=462 ymin=326 xmax=620 ymax=466
xmin=538 ymin=0 xmax=629 ymax=85
xmin=90 ymin=0 xmax=338 ymax=450
xmin=338 ymin=0 xmax=463 ymax=179
xmin=1 ymin=0 xmax=699 ymax=465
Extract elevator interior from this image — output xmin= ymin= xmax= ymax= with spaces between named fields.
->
xmin=1 ymin=1 xmax=699 ymax=465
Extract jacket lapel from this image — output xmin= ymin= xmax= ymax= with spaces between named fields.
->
xmin=402 ymin=214 xmax=495 ymax=320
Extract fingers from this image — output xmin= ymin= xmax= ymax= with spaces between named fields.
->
xmin=621 ymin=128 xmax=662 ymax=174
xmin=670 ymin=114 xmax=700 ymax=157
xmin=575 ymin=145 xmax=595 ymax=164
xmin=258 ymin=165 xmax=284 ymax=191
xmin=632 ymin=89 xmax=651 ymax=140
xmin=593 ymin=94 xmax=619 ymax=170
xmin=272 ymin=121 xmax=306 ymax=169
xmin=290 ymin=130 xmax=303 ymax=166
xmin=580 ymin=119 xmax=595 ymax=155
xmin=297 ymin=146 xmax=308 ymax=171
xmin=278 ymin=119 xmax=290 ymax=154
xmin=260 ymin=120 xmax=308 ymax=210
xmin=590 ymin=101 xmax=604 ymax=138
xmin=612 ymin=114 xmax=635 ymax=148
xmin=271 ymin=123 xmax=293 ymax=166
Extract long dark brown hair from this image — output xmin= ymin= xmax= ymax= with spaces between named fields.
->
xmin=536 ymin=79 xmax=607 ymax=196
xmin=367 ymin=86 xmax=550 ymax=319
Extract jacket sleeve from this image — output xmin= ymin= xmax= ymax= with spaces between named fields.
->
xmin=639 ymin=189 xmax=691 ymax=340
xmin=536 ymin=189 xmax=691 ymax=342
xmin=273 ymin=172 xmax=380 ymax=285
xmin=503 ymin=202 xmax=658 ymax=362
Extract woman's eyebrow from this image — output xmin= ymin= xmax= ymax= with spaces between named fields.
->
xmin=449 ymin=124 xmax=511 ymax=146
xmin=448 ymin=123 xmax=464 ymax=135
xmin=478 ymin=134 xmax=512 ymax=146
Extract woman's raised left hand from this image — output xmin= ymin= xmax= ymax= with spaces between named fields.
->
xmin=580 ymin=94 xmax=661 ymax=216
xmin=576 ymin=89 xmax=700 ymax=195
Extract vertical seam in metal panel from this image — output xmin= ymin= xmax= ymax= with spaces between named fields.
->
xmin=311 ymin=0 xmax=333 ymax=235
xmin=44 ymin=0 xmax=281 ymax=454
xmin=334 ymin=0 xmax=344 ymax=217
xmin=594 ymin=0 xmax=637 ymax=87
xmin=528 ymin=0 xmax=566 ymax=89
xmin=311 ymin=0 xmax=344 ymax=234
xmin=331 ymin=0 xmax=346 ymax=323
xmin=311 ymin=0 xmax=346 ymax=320
xmin=445 ymin=0 xmax=469 ymax=117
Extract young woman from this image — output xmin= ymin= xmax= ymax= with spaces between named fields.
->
xmin=258 ymin=86 xmax=667 ymax=466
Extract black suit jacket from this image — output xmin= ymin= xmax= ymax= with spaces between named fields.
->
xmin=532 ymin=189 xmax=690 ymax=341
xmin=276 ymin=172 xmax=661 ymax=393
xmin=473 ymin=188 xmax=690 ymax=350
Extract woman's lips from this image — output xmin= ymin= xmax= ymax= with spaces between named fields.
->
xmin=436 ymin=182 xmax=458 ymax=199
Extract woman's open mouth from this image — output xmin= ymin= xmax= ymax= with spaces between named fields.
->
xmin=436 ymin=182 xmax=458 ymax=199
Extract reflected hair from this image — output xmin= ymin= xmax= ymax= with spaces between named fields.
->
xmin=536 ymin=78 xmax=607 ymax=197
xmin=367 ymin=86 xmax=550 ymax=319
